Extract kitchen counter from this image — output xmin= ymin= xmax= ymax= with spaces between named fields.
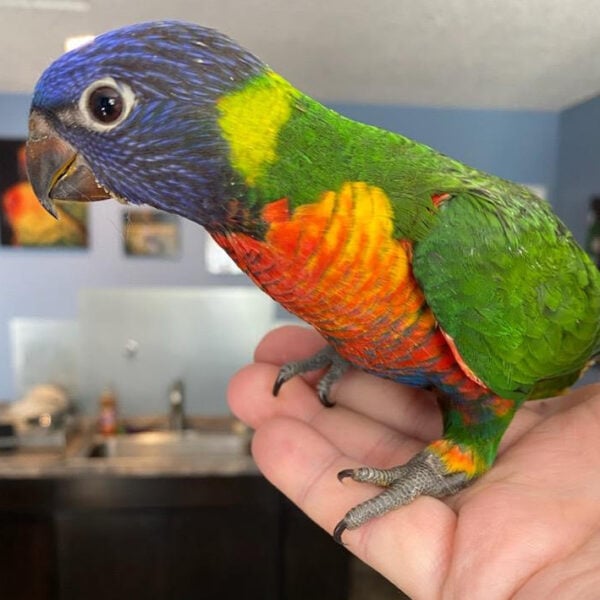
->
xmin=0 ymin=451 xmax=259 ymax=478
xmin=0 ymin=418 xmax=349 ymax=600
xmin=0 ymin=414 xmax=259 ymax=479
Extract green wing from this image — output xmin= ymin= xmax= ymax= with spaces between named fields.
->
xmin=413 ymin=184 xmax=600 ymax=401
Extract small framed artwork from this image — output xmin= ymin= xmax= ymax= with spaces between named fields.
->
xmin=123 ymin=208 xmax=180 ymax=258
xmin=0 ymin=140 xmax=88 ymax=248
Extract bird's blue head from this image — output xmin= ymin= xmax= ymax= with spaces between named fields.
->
xmin=27 ymin=20 xmax=266 ymax=227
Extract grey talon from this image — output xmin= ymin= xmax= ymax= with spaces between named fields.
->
xmin=332 ymin=450 xmax=473 ymax=532
xmin=271 ymin=345 xmax=351 ymax=406
xmin=337 ymin=469 xmax=354 ymax=482
xmin=333 ymin=520 xmax=348 ymax=545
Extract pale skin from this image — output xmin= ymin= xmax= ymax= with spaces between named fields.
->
xmin=228 ymin=325 xmax=600 ymax=600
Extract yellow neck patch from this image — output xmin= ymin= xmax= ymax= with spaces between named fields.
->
xmin=217 ymin=70 xmax=297 ymax=186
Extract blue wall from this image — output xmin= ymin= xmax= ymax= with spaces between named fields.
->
xmin=555 ymin=96 xmax=600 ymax=243
xmin=0 ymin=94 xmax=31 ymax=138
xmin=0 ymin=93 xmax=560 ymax=399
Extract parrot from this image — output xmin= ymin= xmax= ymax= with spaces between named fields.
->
xmin=25 ymin=21 xmax=600 ymax=543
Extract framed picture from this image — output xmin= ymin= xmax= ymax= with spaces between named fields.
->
xmin=0 ymin=140 xmax=88 ymax=248
xmin=123 ymin=208 xmax=180 ymax=258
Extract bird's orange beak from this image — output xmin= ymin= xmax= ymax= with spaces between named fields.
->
xmin=26 ymin=110 xmax=111 ymax=218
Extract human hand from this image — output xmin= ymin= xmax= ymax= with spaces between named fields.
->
xmin=228 ymin=325 xmax=600 ymax=599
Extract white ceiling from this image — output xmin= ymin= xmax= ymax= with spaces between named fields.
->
xmin=2 ymin=0 xmax=600 ymax=110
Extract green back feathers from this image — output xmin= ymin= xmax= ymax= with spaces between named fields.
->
xmin=413 ymin=187 xmax=600 ymax=400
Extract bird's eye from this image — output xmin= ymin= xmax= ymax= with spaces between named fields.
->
xmin=88 ymin=86 xmax=123 ymax=123
xmin=79 ymin=78 xmax=135 ymax=132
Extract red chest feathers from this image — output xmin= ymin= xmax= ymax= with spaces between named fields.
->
xmin=211 ymin=182 xmax=452 ymax=372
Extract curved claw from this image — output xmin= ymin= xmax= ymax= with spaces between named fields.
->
xmin=316 ymin=354 xmax=350 ymax=407
xmin=337 ymin=468 xmax=354 ymax=482
xmin=333 ymin=519 xmax=348 ymax=545
xmin=272 ymin=373 xmax=286 ymax=397
xmin=318 ymin=388 xmax=336 ymax=408
xmin=271 ymin=345 xmax=350 ymax=406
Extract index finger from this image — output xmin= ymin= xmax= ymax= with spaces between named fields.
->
xmin=253 ymin=325 xmax=442 ymax=441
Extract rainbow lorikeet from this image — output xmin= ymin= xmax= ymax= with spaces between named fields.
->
xmin=26 ymin=21 xmax=600 ymax=542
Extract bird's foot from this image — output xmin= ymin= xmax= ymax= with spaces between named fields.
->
xmin=272 ymin=345 xmax=350 ymax=407
xmin=334 ymin=442 xmax=478 ymax=543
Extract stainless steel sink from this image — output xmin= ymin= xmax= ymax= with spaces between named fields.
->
xmin=88 ymin=421 xmax=251 ymax=459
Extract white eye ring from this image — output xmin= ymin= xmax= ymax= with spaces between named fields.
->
xmin=79 ymin=77 xmax=136 ymax=132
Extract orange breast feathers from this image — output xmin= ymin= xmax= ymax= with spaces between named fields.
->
xmin=212 ymin=182 xmax=453 ymax=372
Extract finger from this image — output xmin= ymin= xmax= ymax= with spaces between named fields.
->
xmin=252 ymin=416 xmax=455 ymax=598
xmin=253 ymin=324 xmax=326 ymax=367
xmin=552 ymin=382 xmax=600 ymax=413
xmin=229 ymin=361 xmax=425 ymax=463
xmin=229 ymin=360 xmax=322 ymax=429
xmin=499 ymin=383 xmax=600 ymax=452
xmin=498 ymin=404 xmax=554 ymax=451
xmin=250 ymin=325 xmax=443 ymax=440
xmin=333 ymin=368 xmax=442 ymax=441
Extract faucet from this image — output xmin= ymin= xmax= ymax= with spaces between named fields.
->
xmin=168 ymin=379 xmax=186 ymax=432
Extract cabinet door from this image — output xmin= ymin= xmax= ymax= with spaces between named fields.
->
xmin=56 ymin=506 xmax=280 ymax=600
xmin=281 ymin=498 xmax=350 ymax=600
xmin=0 ymin=514 xmax=55 ymax=600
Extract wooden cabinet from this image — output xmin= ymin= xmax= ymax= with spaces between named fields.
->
xmin=0 ymin=476 xmax=349 ymax=600
xmin=0 ymin=512 xmax=56 ymax=599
